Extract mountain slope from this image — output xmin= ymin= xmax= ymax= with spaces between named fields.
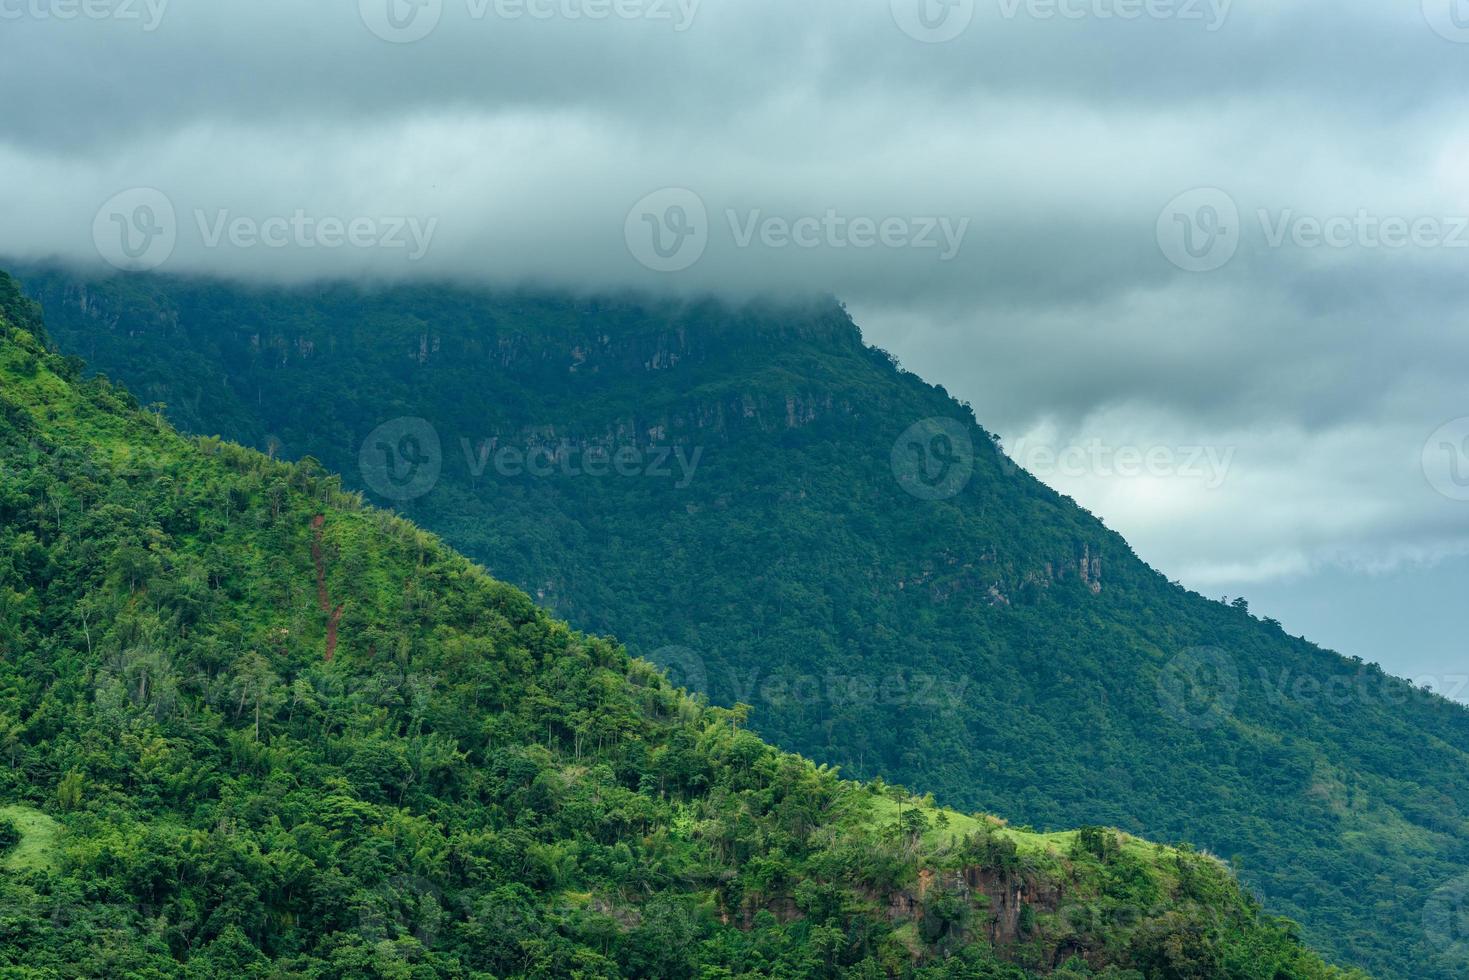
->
xmin=0 ymin=275 xmax=1364 ymax=976
xmin=14 ymin=267 xmax=1469 ymax=978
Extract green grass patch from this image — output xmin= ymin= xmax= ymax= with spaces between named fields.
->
xmin=859 ymin=791 xmax=1183 ymax=878
xmin=862 ymin=793 xmax=1065 ymax=855
xmin=0 ymin=804 xmax=61 ymax=873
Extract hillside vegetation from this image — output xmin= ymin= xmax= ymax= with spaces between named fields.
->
xmin=15 ymin=268 xmax=1469 ymax=977
xmin=0 ymin=275 xmax=1364 ymax=976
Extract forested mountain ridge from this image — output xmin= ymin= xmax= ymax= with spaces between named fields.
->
xmin=0 ymin=272 xmax=1363 ymax=976
xmin=12 ymin=267 xmax=1469 ymax=978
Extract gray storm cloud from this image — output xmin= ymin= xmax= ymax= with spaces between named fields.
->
xmin=2 ymin=0 xmax=1469 ymax=684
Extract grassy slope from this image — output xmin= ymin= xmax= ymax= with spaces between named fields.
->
xmin=0 ymin=805 xmax=60 ymax=873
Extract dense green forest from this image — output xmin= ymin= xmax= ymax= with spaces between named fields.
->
xmin=11 ymin=267 xmax=1469 ymax=978
xmin=0 ymin=271 xmax=1367 ymax=976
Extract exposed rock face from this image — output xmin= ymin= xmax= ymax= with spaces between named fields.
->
xmin=1079 ymin=542 xmax=1103 ymax=595
xmin=870 ymin=865 xmax=1067 ymax=958
xmin=964 ymin=867 xmax=1063 ymax=947
xmin=736 ymin=895 xmax=804 ymax=929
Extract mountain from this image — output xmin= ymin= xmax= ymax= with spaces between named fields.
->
xmin=12 ymin=266 xmax=1469 ymax=978
xmin=0 ymin=270 xmax=1368 ymax=977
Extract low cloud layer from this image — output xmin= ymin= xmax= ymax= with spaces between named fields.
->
xmin=2 ymin=0 xmax=1468 ymax=683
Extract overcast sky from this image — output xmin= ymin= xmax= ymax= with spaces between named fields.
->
xmin=2 ymin=0 xmax=1467 ymax=696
